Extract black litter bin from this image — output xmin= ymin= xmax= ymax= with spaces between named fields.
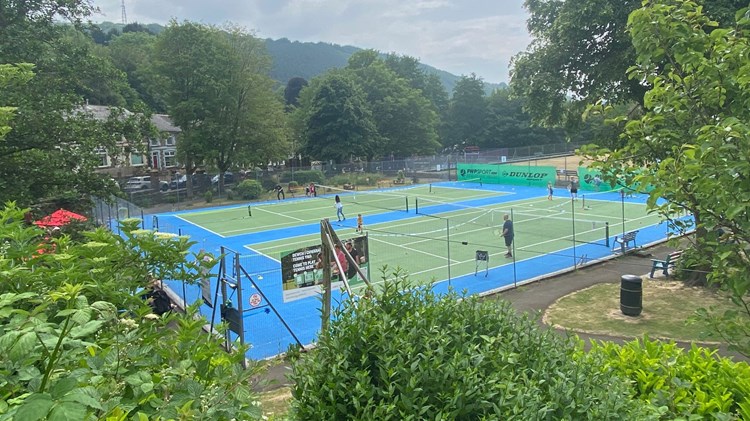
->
xmin=620 ymin=274 xmax=642 ymax=316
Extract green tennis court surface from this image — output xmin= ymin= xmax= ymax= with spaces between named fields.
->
xmin=176 ymin=183 xmax=506 ymax=237
xmin=242 ymin=190 xmax=661 ymax=290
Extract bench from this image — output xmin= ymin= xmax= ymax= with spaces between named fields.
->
xmin=557 ymin=169 xmax=578 ymax=181
xmin=612 ymin=230 xmax=639 ymax=253
xmin=650 ymin=250 xmax=683 ymax=278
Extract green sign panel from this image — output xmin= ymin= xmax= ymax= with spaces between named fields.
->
xmin=457 ymin=163 xmax=556 ymax=187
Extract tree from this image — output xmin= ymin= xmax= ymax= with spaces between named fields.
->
xmin=583 ymin=1 xmax=750 ymax=354
xmin=384 ymin=53 xmax=450 ymax=117
xmin=301 ymin=71 xmax=377 ymax=162
xmin=155 ymin=22 xmax=289 ymax=195
xmin=510 ymin=0 xmax=748 ymax=129
xmin=443 ymin=74 xmax=487 ymax=148
xmin=483 ymin=87 xmax=565 ymax=148
xmin=0 ymin=2 xmax=144 ymax=210
xmin=347 ymin=51 xmax=441 ymax=158
xmin=284 ymin=76 xmax=308 ymax=109
xmin=108 ymin=31 xmax=167 ymax=112
xmin=0 ymin=64 xmax=34 ymax=139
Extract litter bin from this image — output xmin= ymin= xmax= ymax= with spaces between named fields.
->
xmin=620 ymin=274 xmax=642 ymax=316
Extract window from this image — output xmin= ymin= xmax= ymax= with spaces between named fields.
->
xmin=164 ymin=150 xmax=177 ymax=168
xmin=95 ymin=147 xmax=109 ymax=167
xmin=165 ymin=135 xmax=176 ymax=146
xmin=149 ymin=138 xmax=160 ymax=147
xmin=130 ymin=153 xmax=145 ymax=166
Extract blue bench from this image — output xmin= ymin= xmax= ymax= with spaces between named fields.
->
xmin=650 ymin=250 xmax=683 ymax=278
xmin=612 ymin=230 xmax=639 ymax=253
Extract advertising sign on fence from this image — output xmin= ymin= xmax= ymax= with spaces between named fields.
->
xmin=280 ymin=236 xmax=369 ymax=302
xmin=457 ymin=163 xmax=556 ymax=187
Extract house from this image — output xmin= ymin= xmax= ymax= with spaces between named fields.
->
xmin=80 ymin=105 xmax=180 ymax=179
xmin=148 ymin=114 xmax=181 ymax=171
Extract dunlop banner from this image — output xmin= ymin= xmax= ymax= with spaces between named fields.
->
xmin=457 ymin=163 xmax=556 ymax=187
xmin=577 ymin=167 xmax=653 ymax=193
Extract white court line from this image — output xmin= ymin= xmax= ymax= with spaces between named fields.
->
xmin=242 ymin=246 xmax=280 ymax=263
xmin=369 ymin=235 xmax=461 ymax=264
xmin=173 ymin=214 xmax=226 ymax=238
xmin=253 ymin=206 xmax=304 ymax=221
xmin=355 ymin=213 xmax=660 ymax=290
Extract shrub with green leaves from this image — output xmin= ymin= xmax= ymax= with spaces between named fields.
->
xmin=327 ymin=172 xmax=380 ymax=187
xmin=234 ymin=179 xmax=264 ymax=200
xmin=289 ymin=274 xmax=655 ymax=419
xmin=584 ymin=337 xmax=750 ymax=419
xmin=0 ymin=204 xmax=263 ymax=420
xmin=280 ymin=170 xmax=324 ymax=185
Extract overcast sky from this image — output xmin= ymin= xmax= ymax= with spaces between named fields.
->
xmin=91 ymin=0 xmax=532 ymax=84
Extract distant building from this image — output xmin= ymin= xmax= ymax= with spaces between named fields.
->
xmin=78 ymin=105 xmax=180 ymax=178
xmin=148 ymin=114 xmax=181 ymax=171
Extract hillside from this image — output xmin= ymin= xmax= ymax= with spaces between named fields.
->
xmin=94 ymin=22 xmax=506 ymax=94
xmin=264 ymin=38 xmax=506 ymax=95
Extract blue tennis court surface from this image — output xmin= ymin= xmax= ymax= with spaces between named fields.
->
xmin=140 ymin=182 xmax=678 ymax=360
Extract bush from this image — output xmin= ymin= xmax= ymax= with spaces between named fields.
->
xmin=259 ymin=176 xmax=278 ymax=192
xmin=226 ymin=189 xmax=234 ymax=200
xmin=585 ymin=337 xmax=750 ymax=419
xmin=326 ymin=172 xmax=380 ymax=187
xmin=289 ymin=274 xmax=654 ymax=419
xmin=204 ymin=189 xmax=213 ymax=203
xmin=235 ymin=179 xmax=264 ymax=200
xmin=0 ymin=205 xmax=263 ymax=420
xmin=281 ymin=170 xmax=324 ymax=185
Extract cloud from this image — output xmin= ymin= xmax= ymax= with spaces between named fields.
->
xmin=92 ymin=0 xmax=530 ymax=83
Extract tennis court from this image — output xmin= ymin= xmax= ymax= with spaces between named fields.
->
xmin=150 ymin=179 xmax=672 ymax=359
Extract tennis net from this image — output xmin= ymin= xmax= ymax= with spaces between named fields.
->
xmin=315 ymin=184 xmax=410 ymax=212
xmin=416 ymin=195 xmax=611 ymax=247
xmin=429 ymin=178 xmax=482 ymax=193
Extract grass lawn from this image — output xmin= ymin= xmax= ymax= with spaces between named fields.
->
xmin=259 ymin=387 xmax=292 ymax=419
xmin=543 ymin=278 xmax=735 ymax=342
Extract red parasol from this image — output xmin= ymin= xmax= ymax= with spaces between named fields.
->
xmin=34 ymin=209 xmax=88 ymax=228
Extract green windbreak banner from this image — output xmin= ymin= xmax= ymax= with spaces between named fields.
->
xmin=457 ymin=164 xmax=556 ymax=187
xmin=578 ymin=167 xmax=608 ymax=192
xmin=577 ymin=167 xmax=654 ymax=193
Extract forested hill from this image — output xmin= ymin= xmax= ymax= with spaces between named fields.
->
xmin=94 ymin=22 xmax=506 ymax=94
xmin=265 ymin=38 xmax=506 ymax=95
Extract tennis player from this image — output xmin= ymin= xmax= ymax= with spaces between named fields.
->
xmin=356 ymin=214 xmax=363 ymax=233
xmin=568 ymin=178 xmax=579 ymax=201
xmin=334 ymin=195 xmax=345 ymax=221
xmin=501 ymin=214 xmax=514 ymax=258
xmin=547 ymin=181 xmax=553 ymax=200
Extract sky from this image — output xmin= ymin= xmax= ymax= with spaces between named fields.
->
xmin=91 ymin=0 xmax=532 ymax=84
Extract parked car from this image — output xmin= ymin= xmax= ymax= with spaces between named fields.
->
xmin=124 ymin=176 xmax=152 ymax=191
xmin=170 ymin=173 xmax=210 ymax=190
xmin=211 ymin=172 xmax=235 ymax=186
xmin=170 ymin=175 xmax=188 ymax=190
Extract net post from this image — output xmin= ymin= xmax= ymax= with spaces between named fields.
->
xmin=429 ymin=183 xmax=432 ymax=193
xmin=405 ymin=196 xmax=409 ymax=212
xmin=582 ymin=195 xmax=586 ymax=209
xmin=479 ymin=178 xmax=483 ymax=188
xmin=247 ymin=205 xmax=252 ymax=217
xmin=605 ymin=222 xmax=610 ymax=247
xmin=415 ymin=197 xmax=419 ymax=214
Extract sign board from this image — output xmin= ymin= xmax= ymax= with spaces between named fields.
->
xmin=280 ymin=236 xmax=370 ymax=303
